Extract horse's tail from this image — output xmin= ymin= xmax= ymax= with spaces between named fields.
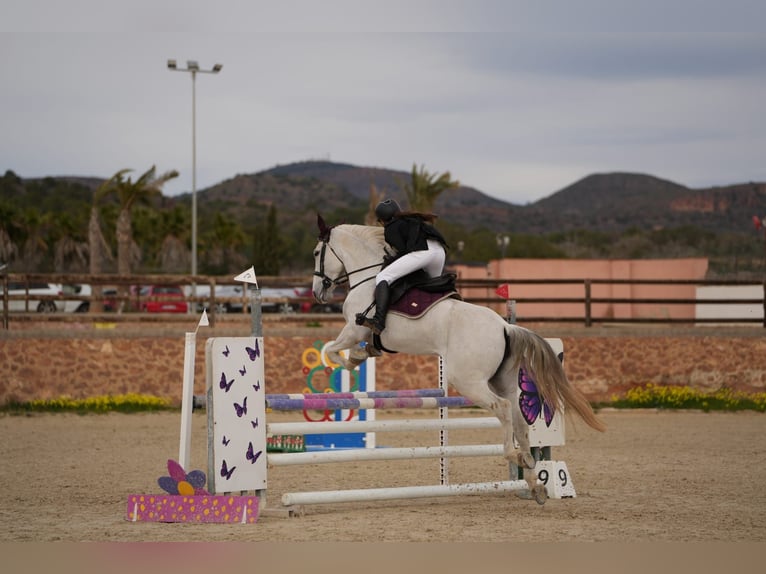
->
xmin=506 ymin=325 xmax=606 ymax=433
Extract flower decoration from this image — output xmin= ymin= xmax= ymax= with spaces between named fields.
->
xmin=157 ymin=459 xmax=210 ymax=496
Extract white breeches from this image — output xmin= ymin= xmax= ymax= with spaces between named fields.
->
xmin=376 ymin=239 xmax=446 ymax=285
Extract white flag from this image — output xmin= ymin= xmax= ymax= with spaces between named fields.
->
xmin=197 ymin=308 xmax=210 ymax=330
xmin=233 ymin=265 xmax=259 ymax=288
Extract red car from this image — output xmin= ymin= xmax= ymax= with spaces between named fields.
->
xmin=138 ymin=285 xmax=188 ymax=313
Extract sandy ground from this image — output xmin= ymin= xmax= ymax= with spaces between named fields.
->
xmin=1 ymin=408 xmax=765 ymax=543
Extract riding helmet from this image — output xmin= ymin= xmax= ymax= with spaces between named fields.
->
xmin=375 ymin=199 xmax=401 ymax=223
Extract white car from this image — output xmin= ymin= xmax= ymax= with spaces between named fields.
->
xmin=62 ymin=283 xmax=92 ymax=313
xmin=189 ymin=284 xmax=305 ymax=314
xmin=0 ymin=281 xmax=64 ymax=312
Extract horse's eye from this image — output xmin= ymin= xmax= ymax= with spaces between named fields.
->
xmin=313 ymin=250 xmax=319 ymax=257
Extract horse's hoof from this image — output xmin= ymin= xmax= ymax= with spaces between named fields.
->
xmin=518 ymin=452 xmax=536 ymax=469
xmin=533 ymin=485 xmax=547 ymax=505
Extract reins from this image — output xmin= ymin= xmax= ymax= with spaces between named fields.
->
xmin=313 ymin=238 xmax=382 ymax=292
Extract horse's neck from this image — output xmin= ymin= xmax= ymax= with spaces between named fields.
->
xmin=334 ymin=225 xmax=384 ymax=291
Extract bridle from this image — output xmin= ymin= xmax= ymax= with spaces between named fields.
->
xmin=313 ymin=237 xmax=382 ymax=293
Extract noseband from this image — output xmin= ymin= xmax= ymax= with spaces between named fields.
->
xmin=314 ymin=238 xmax=381 ymax=292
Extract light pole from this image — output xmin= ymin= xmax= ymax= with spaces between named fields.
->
xmin=496 ymin=234 xmax=510 ymax=259
xmin=167 ymin=59 xmax=223 ymax=279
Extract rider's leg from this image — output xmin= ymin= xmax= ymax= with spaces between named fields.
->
xmin=363 ymin=280 xmax=390 ymax=335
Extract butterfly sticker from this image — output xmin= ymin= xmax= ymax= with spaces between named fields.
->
xmin=222 ymin=435 xmax=230 ymax=446
xmin=239 ymin=365 xmax=247 ymax=376
xmin=246 ymin=442 xmax=262 ymax=465
xmin=518 ymin=367 xmax=555 ymax=427
xmin=234 ymin=396 xmax=248 ymax=417
xmin=220 ymin=460 xmax=236 ymax=480
xmin=219 ymin=372 xmax=234 ymax=392
xmin=246 ymin=339 xmax=260 ymax=361
xmin=222 ymin=345 xmax=230 ymax=357
xmin=251 ymin=418 xmax=259 ymax=428
xmin=252 ymin=380 xmax=261 ymax=392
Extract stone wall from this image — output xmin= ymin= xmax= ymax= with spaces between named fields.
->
xmin=2 ymin=326 xmax=764 ymax=405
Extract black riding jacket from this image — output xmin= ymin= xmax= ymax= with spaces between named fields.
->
xmin=384 ymin=215 xmax=448 ymax=255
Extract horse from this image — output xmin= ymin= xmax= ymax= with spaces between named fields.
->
xmin=311 ymin=215 xmax=606 ymax=503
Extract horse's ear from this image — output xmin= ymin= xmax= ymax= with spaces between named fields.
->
xmin=317 ymin=213 xmax=331 ymax=240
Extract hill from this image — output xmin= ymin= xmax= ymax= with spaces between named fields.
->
xmin=3 ymin=162 xmax=765 ymax=277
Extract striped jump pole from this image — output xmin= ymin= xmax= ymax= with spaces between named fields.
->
xmin=266 ymin=395 xmax=473 ymax=411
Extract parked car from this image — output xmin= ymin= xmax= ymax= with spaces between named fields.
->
xmin=0 ymin=281 xmax=63 ymax=312
xmin=62 ymin=283 xmax=92 ymax=313
xmin=191 ymin=284 xmax=248 ymax=314
xmin=191 ymin=284 xmax=311 ymax=314
xmin=137 ymin=285 xmax=188 ymax=313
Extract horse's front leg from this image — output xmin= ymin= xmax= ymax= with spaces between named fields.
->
xmin=325 ymin=322 xmax=369 ymax=371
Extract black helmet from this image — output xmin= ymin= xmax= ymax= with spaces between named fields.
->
xmin=375 ymin=199 xmax=401 ymax=223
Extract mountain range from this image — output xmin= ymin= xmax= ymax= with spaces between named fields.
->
xmin=196 ymin=161 xmax=764 ymax=235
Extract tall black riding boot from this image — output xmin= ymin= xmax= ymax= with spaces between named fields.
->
xmin=364 ymin=280 xmax=391 ymax=335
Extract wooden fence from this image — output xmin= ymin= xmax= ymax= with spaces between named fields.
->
xmin=2 ymin=273 xmax=765 ymax=329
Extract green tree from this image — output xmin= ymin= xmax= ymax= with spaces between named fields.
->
xmin=88 ymin=172 xmax=123 ymax=311
xmin=111 ymin=166 xmax=179 ymax=276
xmin=158 ymin=205 xmax=191 ymax=273
xmin=0 ymin=200 xmax=22 ymax=266
xmin=399 ymin=163 xmax=460 ymax=212
xmin=53 ymin=212 xmax=88 ymax=272
xmin=253 ymin=204 xmax=281 ymax=275
xmin=204 ymin=211 xmax=246 ymax=274
xmin=19 ymin=208 xmax=51 ymax=271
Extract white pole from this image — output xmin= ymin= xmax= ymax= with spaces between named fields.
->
xmin=190 ymin=70 xmax=197 ymax=280
xmin=281 ymin=480 xmax=528 ymax=506
xmin=179 ymin=331 xmax=196 ymax=469
xmin=268 ymin=444 xmax=504 ymax=466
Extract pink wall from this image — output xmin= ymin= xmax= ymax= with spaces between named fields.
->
xmin=454 ymin=258 xmax=709 ymax=320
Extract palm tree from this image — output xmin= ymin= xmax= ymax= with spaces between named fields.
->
xmin=112 ymin=166 xmax=179 ymax=276
xmin=204 ymin=212 xmax=247 ymax=274
xmin=154 ymin=205 xmax=190 ymax=273
xmin=399 ymin=163 xmax=460 ymax=213
xmin=53 ymin=213 xmax=88 ymax=272
xmin=0 ymin=201 xmax=21 ymax=267
xmin=20 ymin=208 xmax=50 ymax=272
xmin=366 ymin=182 xmax=386 ymax=225
xmin=88 ymin=171 xmax=125 ymax=311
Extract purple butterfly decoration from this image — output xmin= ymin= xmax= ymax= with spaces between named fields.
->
xmin=239 ymin=365 xmax=247 ymax=376
xmin=234 ymin=396 xmax=247 ymax=417
xmin=219 ymin=372 xmax=234 ymax=392
xmin=220 ymin=460 xmax=236 ymax=480
xmin=222 ymin=345 xmax=230 ymax=357
xmin=252 ymin=380 xmax=261 ymax=392
xmin=518 ymin=367 xmax=555 ymax=427
xmin=246 ymin=442 xmax=262 ymax=465
xmin=246 ymin=339 xmax=260 ymax=361
xmin=251 ymin=418 xmax=258 ymax=428
xmin=222 ymin=435 xmax=230 ymax=446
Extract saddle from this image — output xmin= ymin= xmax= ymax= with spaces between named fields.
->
xmin=387 ymin=271 xmax=462 ymax=318
xmin=358 ymin=271 xmax=462 ymax=353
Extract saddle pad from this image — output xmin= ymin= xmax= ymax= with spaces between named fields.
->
xmin=389 ymin=289 xmax=460 ymax=319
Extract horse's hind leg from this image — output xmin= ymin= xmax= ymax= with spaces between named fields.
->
xmin=449 ymin=376 xmax=520 ymax=464
xmin=489 ymin=370 xmax=536 ymax=469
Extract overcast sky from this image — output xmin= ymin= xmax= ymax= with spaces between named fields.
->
xmin=1 ymin=1 xmax=764 ymax=205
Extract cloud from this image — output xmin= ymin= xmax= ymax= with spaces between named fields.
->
xmin=1 ymin=1 xmax=765 ymax=206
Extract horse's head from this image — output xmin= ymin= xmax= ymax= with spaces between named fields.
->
xmin=312 ymin=215 xmax=387 ymax=303
xmin=312 ymin=214 xmax=344 ymax=303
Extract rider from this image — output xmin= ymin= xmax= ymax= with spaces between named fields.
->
xmin=361 ymin=199 xmax=449 ymax=335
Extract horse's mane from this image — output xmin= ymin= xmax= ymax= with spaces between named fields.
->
xmin=333 ymin=224 xmax=387 ymax=253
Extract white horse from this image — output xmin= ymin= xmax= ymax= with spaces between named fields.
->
xmin=311 ymin=216 xmax=606 ymax=503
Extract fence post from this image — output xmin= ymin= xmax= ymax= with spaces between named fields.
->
xmin=584 ymin=279 xmax=592 ymax=327
xmin=1 ymin=272 xmax=7 ymax=330
xmin=763 ymin=280 xmax=766 ymax=328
